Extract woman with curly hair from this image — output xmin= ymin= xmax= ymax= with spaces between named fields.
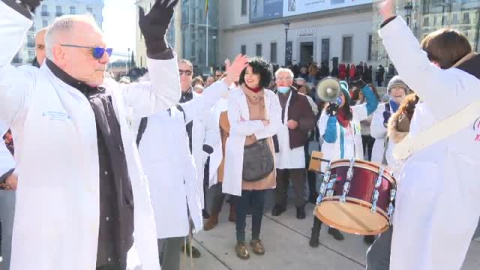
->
xmin=222 ymin=57 xmax=282 ymax=260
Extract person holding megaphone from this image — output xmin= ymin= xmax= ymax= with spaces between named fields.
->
xmin=309 ymin=75 xmax=379 ymax=246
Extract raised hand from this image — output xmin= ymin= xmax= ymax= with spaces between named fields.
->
xmin=379 ymin=0 xmax=396 ymax=22
xmin=224 ymin=54 xmax=249 ymax=85
xmin=139 ymin=0 xmax=179 ymax=56
xmin=326 ymin=103 xmax=339 ymax=116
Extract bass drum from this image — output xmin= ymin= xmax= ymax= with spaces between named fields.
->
xmin=314 ymin=159 xmax=396 ymax=235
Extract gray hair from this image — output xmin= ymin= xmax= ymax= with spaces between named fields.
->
xmin=45 ymin=14 xmax=100 ymax=59
xmin=275 ymin=68 xmax=294 ymax=79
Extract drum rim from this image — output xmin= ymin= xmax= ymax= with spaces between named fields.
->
xmin=315 ymin=196 xmax=390 ymax=236
xmin=330 ymin=159 xmax=396 ymax=185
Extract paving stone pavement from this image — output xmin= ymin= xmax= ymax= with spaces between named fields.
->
xmin=180 ymin=189 xmax=480 ymax=270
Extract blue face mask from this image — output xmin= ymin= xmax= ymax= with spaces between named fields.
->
xmin=277 ymin=86 xmax=290 ymax=94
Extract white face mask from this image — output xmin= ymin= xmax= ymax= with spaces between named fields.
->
xmin=277 ymin=86 xmax=290 ymax=94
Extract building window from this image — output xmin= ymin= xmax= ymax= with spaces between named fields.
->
xmin=342 ymin=36 xmax=352 ymax=62
xmin=241 ymin=0 xmax=247 ymax=16
xmin=28 ymin=50 xmax=35 ymax=62
xmin=87 ymin=7 xmax=93 ymax=14
xmin=256 ymin=44 xmax=262 ymax=57
xmin=270 ymin=42 xmax=277 ymax=63
xmin=423 ymin=17 xmax=429 ymax=27
xmin=56 ymin=6 xmax=62 ymax=16
xmin=452 ymin=13 xmax=458 ymax=24
xmin=42 ymin=20 xmax=48 ymax=27
xmin=241 ymin=45 xmax=246 ymax=55
xmin=367 ymin=34 xmax=373 ymax=61
xmin=463 ymin=13 xmax=470 ymax=24
xmin=321 ymin=38 xmax=330 ymax=64
xmin=70 ymin=6 xmax=76 ymax=14
xmin=433 ymin=16 xmax=437 ymax=26
xmin=441 ymin=15 xmax=447 ymax=25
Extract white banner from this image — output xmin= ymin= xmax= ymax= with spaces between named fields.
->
xmin=283 ymin=0 xmax=372 ymax=17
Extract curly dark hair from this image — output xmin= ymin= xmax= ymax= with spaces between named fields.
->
xmin=238 ymin=57 xmax=273 ymax=89
xmin=399 ymin=93 xmax=420 ymax=120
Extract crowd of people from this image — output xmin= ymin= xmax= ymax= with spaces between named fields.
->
xmin=1 ymin=0 xmax=480 ymax=270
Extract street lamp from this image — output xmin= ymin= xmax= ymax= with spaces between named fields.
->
xmin=283 ymin=22 xmax=290 ymax=66
xmin=404 ymin=2 xmax=413 ymax=27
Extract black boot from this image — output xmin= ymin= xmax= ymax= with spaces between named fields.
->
xmin=328 ymin=227 xmax=345 ymax=241
xmin=309 ymin=217 xmax=322 ymax=248
xmin=296 ymin=205 xmax=306 ymax=219
xmin=271 ymin=204 xmax=286 ymax=216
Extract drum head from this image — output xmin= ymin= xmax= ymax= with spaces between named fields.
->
xmin=315 ymin=198 xmax=390 ymax=236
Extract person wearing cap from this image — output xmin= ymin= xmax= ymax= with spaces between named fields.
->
xmin=370 ymin=75 xmax=410 ymax=164
xmin=309 ymin=77 xmax=379 ymax=246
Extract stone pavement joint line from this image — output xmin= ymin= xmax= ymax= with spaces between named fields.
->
xmin=263 ymin=214 xmax=365 ymax=268
xmin=194 ymin=238 xmax=233 ymax=270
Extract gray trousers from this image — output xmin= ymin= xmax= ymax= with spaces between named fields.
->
xmin=275 ymin=168 xmax=307 ymax=208
xmin=0 ymin=191 xmax=15 ymax=270
xmin=157 ymin=237 xmax=184 ymax=270
xmin=366 ymin=219 xmax=480 ymax=270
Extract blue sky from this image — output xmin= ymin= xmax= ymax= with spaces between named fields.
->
xmin=102 ymin=0 xmax=137 ymax=61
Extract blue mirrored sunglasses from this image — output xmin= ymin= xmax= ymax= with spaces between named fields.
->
xmin=60 ymin=44 xmax=113 ymax=59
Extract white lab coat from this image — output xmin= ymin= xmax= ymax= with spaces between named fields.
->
xmin=182 ymin=82 xmax=230 ymax=208
xmin=222 ymin=88 xmax=282 ymax=196
xmin=0 ymin=2 xmax=181 ymax=269
xmin=136 ymin=107 xmax=202 ymax=240
xmin=135 ymin=80 xmax=228 ymax=239
xmin=380 ymin=16 xmax=480 ymax=270
xmin=317 ymin=104 xmax=368 ymax=171
xmin=204 ymin=97 xmax=228 ymax=188
xmin=370 ymin=102 xmax=395 ymax=163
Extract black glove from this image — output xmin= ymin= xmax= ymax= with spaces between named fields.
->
xmin=383 ymin=110 xmax=392 ymax=126
xmin=19 ymin=0 xmax=41 ymax=13
xmin=139 ymin=0 xmax=179 ymax=59
xmin=203 ymin=144 xmax=214 ymax=155
xmin=326 ymin=103 xmax=339 ymax=116
xmin=3 ymin=0 xmax=42 ymax=18
xmin=350 ymin=73 xmax=367 ymax=89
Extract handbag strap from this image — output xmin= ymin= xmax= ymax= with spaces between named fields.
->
xmin=393 ymin=100 xmax=480 ymax=159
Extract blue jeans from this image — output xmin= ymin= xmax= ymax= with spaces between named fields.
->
xmin=235 ymin=190 xmax=266 ymax=243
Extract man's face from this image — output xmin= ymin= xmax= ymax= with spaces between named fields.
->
xmin=178 ymin=62 xmax=193 ymax=92
xmin=54 ymin=22 xmax=109 ymax=86
xmin=215 ymin=71 xmax=222 ymax=80
xmin=35 ymin=29 xmax=47 ymax=65
xmin=275 ymin=71 xmax=293 ymax=88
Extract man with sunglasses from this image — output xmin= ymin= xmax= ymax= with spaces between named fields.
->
xmin=0 ymin=0 xmax=181 ymax=269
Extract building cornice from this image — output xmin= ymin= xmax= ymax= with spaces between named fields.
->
xmin=221 ymin=4 xmax=373 ymax=33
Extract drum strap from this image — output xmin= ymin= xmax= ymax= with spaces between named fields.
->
xmin=393 ymin=100 xmax=480 ymax=159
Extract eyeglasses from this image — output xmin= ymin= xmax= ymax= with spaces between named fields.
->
xmin=60 ymin=44 xmax=113 ymax=59
xmin=276 ymin=77 xmax=292 ymax=82
xmin=179 ymin=69 xmax=192 ymax=76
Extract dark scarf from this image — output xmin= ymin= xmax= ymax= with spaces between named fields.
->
xmin=245 ymin=84 xmax=262 ymax=93
xmin=337 ymin=109 xmax=351 ymax=128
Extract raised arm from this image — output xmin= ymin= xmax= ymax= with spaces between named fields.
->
xmin=0 ymin=0 xmax=38 ymax=125
xmin=121 ymin=58 xmax=181 ymax=118
xmin=122 ymin=0 xmax=181 ymax=118
xmin=378 ymin=1 xmax=463 ymax=117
